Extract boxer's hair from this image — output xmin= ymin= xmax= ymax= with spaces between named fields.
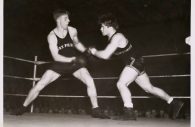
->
xmin=53 ymin=9 xmax=70 ymax=20
xmin=98 ymin=13 xmax=119 ymax=30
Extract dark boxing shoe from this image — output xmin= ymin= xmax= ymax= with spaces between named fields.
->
xmin=10 ymin=105 xmax=28 ymax=116
xmin=91 ymin=107 xmax=110 ymax=119
xmin=112 ymin=107 xmax=137 ymax=120
xmin=169 ymin=100 xmax=184 ymax=119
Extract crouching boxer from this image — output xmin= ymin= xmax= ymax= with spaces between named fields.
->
xmin=10 ymin=9 xmax=109 ymax=119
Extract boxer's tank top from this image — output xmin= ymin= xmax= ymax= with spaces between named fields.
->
xmin=110 ymin=32 xmax=140 ymax=64
xmin=53 ymin=29 xmax=80 ymax=57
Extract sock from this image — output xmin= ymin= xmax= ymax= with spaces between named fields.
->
xmin=167 ymin=97 xmax=173 ymax=104
xmin=124 ymin=102 xmax=133 ymax=108
xmin=92 ymin=106 xmax=99 ymax=109
xmin=23 ymin=104 xmax=28 ymax=108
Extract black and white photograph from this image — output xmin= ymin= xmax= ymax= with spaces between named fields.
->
xmin=3 ymin=0 xmax=192 ymax=127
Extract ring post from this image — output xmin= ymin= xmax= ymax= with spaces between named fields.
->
xmin=30 ymin=56 xmax=38 ymax=113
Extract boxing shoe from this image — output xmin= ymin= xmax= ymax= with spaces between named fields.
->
xmin=112 ymin=107 xmax=137 ymax=120
xmin=10 ymin=105 xmax=28 ymax=116
xmin=169 ymin=99 xmax=184 ymax=119
xmin=91 ymin=107 xmax=110 ymax=119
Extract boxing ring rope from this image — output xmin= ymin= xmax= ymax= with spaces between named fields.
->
xmin=142 ymin=52 xmax=190 ymax=58
xmin=3 ymin=74 xmax=190 ymax=81
xmin=3 ymin=52 xmax=190 ymax=113
xmin=4 ymin=93 xmax=190 ymax=99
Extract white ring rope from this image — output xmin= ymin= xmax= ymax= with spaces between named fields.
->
xmin=4 ymin=74 xmax=190 ymax=82
xmin=4 ymin=75 xmax=40 ymax=81
xmin=4 ymin=52 xmax=190 ymax=65
xmin=4 ymin=93 xmax=190 ymax=99
xmin=4 ymin=55 xmax=51 ymax=65
xmin=4 ymin=56 xmax=35 ymax=64
xmin=89 ymin=74 xmax=191 ymax=80
xmin=142 ymin=52 xmax=190 ymax=58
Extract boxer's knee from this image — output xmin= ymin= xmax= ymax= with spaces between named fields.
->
xmin=143 ymin=85 xmax=154 ymax=93
xmin=82 ymin=70 xmax=94 ymax=86
xmin=117 ymin=81 xmax=128 ymax=90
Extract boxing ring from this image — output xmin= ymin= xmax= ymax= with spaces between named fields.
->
xmin=3 ymin=52 xmax=190 ymax=127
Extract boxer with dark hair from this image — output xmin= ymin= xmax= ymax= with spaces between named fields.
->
xmin=90 ymin=13 xmax=184 ymax=120
xmin=11 ymin=9 xmax=109 ymax=119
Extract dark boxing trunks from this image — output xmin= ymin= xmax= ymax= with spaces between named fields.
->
xmin=48 ymin=55 xmax=87 ymax=75
xmin=126 ymin=57 xmax=145 ymax=75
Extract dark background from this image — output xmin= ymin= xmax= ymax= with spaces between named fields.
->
xmin=4 ymin=0 xmax=191 ymax=117
xmin=4 ymin=0 xmax=190 ymax=59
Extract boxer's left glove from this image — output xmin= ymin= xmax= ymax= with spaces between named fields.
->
xmin=72 ymin=55 xmax=88 ymax=67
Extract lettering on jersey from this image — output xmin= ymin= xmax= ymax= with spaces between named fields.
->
xmin=58 ymin=43 xmax=74 ymax=50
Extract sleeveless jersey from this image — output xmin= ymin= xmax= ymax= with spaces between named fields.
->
xmin=53 ymin=29 xmax=80 ymax=57
xmin=111 ymin=32 xmax=140 ymax=65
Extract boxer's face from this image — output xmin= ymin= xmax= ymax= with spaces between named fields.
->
xmin=58 ymin=14 xmax=70 ymax=29
xmin=100 ymin=24 xmax=109 ymax=36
